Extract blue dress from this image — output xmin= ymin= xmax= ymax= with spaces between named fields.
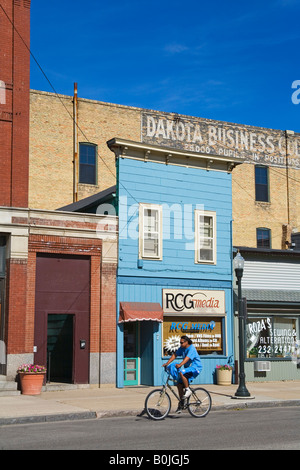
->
xmin=167 ymin=344 xmax=202 ymax=382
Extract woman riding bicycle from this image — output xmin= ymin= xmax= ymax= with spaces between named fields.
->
xmin=163 ymin=335 xmax=202 ymax=413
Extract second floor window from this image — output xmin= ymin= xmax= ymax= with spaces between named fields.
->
xmin=139 ymin=203 xmax=162 ymax=260
xmin=257 ymin=228 xmax=271 ymax=248
xmin=255 ymin=165 xmax=269 ymax=202
xmin=195 ymin=210 xmax=216 ymax=264
xmin=79 ymin=143 xmax=97 ymax=185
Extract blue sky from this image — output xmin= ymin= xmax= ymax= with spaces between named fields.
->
xmin=30 ymin=0 xmax=300 ymax=132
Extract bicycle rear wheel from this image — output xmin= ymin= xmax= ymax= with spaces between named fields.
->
xmin=145 ymin=389 xmax=171 ymax=420
xmin=187 ymin=387 xmax=212 ymax=418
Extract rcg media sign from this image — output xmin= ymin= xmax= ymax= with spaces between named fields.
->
xmin=163 ymin=289 xmax=225 ymax=315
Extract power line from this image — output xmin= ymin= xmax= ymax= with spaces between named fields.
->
xmin=3 ymin=1 xmax=300 ymax=193
xmin=0 ymin=0 xmax=146 ymax=252
xmin=0 ymin=2 xmax=131 ymax=198
xmin=0 ymin=2 xmax=132 ymax=249
xmin=2 ymin=1 xmax=299 ymax=248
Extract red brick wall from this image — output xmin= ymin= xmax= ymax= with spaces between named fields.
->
xmin=0 ymin=0 xmax=30 ymax=207
xmin=5 ymin=259 xmax=28 ymax=354
xmin=100 ymin=263 xmax=117 ymax=354
xmin=25 ymin=234 xmax=117 ymax=356
xmin=90 ymin=255 xmax=101 ymax=353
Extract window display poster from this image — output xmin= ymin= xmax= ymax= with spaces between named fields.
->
xmin=163 ymin=316 xmax=223 ymax=356
xmin=246 ymin=316 xmax=298 ymax=358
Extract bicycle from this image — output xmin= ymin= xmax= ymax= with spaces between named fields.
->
xmin=145 ymin=371 xmax=212 ymax=420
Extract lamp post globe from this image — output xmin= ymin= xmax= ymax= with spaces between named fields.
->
xmin=233 ymin=251 xmax=244 ymax=277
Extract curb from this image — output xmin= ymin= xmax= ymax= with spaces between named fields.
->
xmin=0 ymin=411 xmax=97 ymax=426
xmin=96 ymin=409 xmax=144 ymax=419
xmin=212 ymin=399 xmax=300 ymax=411
xmin=1 ymin=400 xmax=300 ymax=426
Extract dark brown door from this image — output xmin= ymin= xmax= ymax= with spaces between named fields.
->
xmin=34 ymin=254 xmax=90 ymax=384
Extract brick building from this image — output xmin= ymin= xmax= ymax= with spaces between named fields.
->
xmin=0 ymin=0 xmax=117 ymax=387
xmin=0 ymin=208 xmax=117 ymax=384
xmin=29 ymin=89 xmax=300 ymax=385
xmin=1 ymin=0 xmax=299 ymax=388
xmin=29 ymin=88 xmax=300 ymax=251
xmin=0 ymin=0 xmax=30 ymax=208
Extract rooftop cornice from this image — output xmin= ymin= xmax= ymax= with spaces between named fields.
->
xmin=107 ymin=137 xmax=244 ymax=173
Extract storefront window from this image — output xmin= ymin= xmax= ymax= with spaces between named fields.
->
xmin=246 ymin=315 xmax=298 ymax=359
xmin=163 ymin=316 xmax=224 ymax=356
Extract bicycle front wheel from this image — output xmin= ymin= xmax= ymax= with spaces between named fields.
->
xmin=187 ymin=387 xmax=212 ymax=418
xmin=145 ymin=389 xmax=171 ymax=420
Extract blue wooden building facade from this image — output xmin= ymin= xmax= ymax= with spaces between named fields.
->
xmin=108 ymin=138 xmax=242 ymax=388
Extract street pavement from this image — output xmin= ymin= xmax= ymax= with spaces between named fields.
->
xmin=0 ymin=380 xmax=300 ymax=425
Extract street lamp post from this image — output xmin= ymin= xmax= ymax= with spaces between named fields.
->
xmin=233 ymin=252 xmax=251 ymax=398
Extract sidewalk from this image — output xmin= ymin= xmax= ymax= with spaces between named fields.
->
xmin=1 ymin=381 xmax=300 ymax=425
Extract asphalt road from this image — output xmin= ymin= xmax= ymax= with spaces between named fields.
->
xmin=0 ymin=406 xmax=300 ymax=451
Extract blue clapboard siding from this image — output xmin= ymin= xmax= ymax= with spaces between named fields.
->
xmin=118 ymin=158 xmax=233 ymax=280
xmin=116 ymin=156 xmax=234 ymax=387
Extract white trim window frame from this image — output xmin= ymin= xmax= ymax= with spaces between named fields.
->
xmin=139 ymin=203 xmax=163 ymax=260
xmin=195 ymin=210 xmax=216 ymax=264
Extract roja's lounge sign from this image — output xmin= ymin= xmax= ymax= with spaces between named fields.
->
xmin=163 ymin=289 xmax=225 ymax=315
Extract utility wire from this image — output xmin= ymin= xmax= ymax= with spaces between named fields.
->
xmin=0 ymin=0 xmax=144 ymax=246
xmin=0 ymin=2 xmax=137 ymax=207
xmin=1 ymin=2 xmax=299 ymax=249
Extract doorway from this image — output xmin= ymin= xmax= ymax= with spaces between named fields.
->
xmin=124 ymin=322 xmax=139 ymax=386
xmin=34 ymin=254 xmax=90 ymax=384
xmin=47 ymin=314 xmax=74 ymax=383
xmin=122 ymin=321 xmax=156 ymax=386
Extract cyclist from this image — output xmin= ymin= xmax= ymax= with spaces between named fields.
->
xmin=163 ymin=335 xmax=202 ymax=413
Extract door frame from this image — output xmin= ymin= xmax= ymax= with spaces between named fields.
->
xmin=123 ymin=322 xmax=140 ymax=386
xmin=47 ymin=313 xmax=75 ymax=383
xmin=34 ymin=253 xmax=91 ymax=384
xmin=35 ymin=309 xmax=90 ymax=384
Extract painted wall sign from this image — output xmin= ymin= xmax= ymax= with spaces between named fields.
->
xmin=162 ymin=289 xmax=225 ymax=315
xmin=142 ymin=112 xmax=300 ymax=169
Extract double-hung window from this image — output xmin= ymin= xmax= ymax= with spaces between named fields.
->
xmin=139 ymin=203 xmax=162 ymax=260
xmin=255 ymin=165 xmax=269 ymax=202
xmin=79 ymin=143 xmax=97 ymax=185
xmin=195 ymin=210 xmax=216 ymax=264
xmin=257 ymin=227 xmax=271 ymax=248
